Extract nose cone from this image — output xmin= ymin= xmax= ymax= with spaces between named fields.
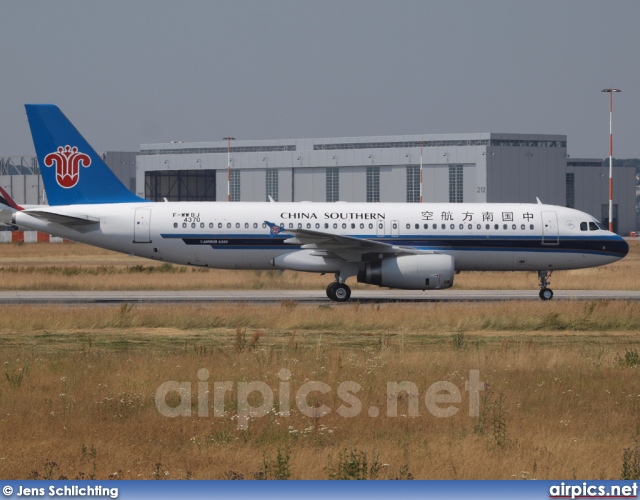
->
xmin=612 ymin=235 xmax=630 ymax=259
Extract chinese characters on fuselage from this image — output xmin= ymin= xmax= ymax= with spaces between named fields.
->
xmin=421 ymin=211 xmax=534 ymax=222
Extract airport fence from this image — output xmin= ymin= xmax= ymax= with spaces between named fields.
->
xmin=0 ymin=231 xmax=66 ymax=243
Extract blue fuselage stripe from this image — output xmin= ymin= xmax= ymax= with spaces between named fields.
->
xmin=159 ymin=233 xmax=628 ymax=257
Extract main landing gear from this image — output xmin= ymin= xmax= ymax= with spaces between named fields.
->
xmin=538 ymin=270 xmax=553 ymax=300
xmin=326 ymin=280 xmax=351 ymax=302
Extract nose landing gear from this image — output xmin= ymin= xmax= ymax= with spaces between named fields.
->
xmin=538 ymin=271 xmax=554 ymax=300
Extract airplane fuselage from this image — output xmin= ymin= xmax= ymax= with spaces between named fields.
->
xmin=12 ymin=201 xmax=629 ymax=274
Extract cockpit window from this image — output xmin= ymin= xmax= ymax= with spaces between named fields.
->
xmin=580 ymin=222 xmax=588 ymax=231
xmin=596 ymin=222 xmax=607 ymax=230
xmin=589 ymin=222 xmax=599 ymax=231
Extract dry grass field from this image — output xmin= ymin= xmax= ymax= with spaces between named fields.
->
xmin=0 ymin=239 xmax=637 ymax=291
xmin=0 ymin=241 xmax=639 ymax=480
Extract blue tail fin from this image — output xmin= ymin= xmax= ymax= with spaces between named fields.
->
xmin=25 ymin=104 xmax=147 ymax=206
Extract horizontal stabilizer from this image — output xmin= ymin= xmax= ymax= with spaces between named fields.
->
xmin=23 ymin=210 xmax=100 ymax=232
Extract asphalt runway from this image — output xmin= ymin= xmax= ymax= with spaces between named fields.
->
xmin=0 ymin=289 xmax=639 ymax=304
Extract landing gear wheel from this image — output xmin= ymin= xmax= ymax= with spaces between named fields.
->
xmin=539 ymin=288 xmax=554 ymax=301
xmin=537 ymin=271 xmax=553 ymax=301
xmin=326 ymin=282 xmax=338 ymax=299
xmin=331 ymin=283 xmax=351 ymax=302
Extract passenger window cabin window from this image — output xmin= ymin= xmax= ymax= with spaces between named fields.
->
xmin=218 ymin=223 xmax=223 ymax=228
xmin=173 ymin=222 xmax=178 ymax=228
xmin=494 ymin=224 xmax=499 ymax=230
xmin=307 ymin=223 xmax=312 ymax=229
xmin=450 ymin=224 xmax=455 ymax=230
xmin=352 ymin=223 xmax=356 ymax=229
xmin=459 ymin=224 xmax=464 ymax=230
xmin=468 ymin=224 xmax=473 ymax=230
xmin=333 ymin=223 xmax=338 ymax=229
xmin=530 ymin=224 xmax=534 ymax=230
xmin=589 ymin=222 xmax=598 ymax=231
xmin=521 ymin=224 xmax=525 ymax=230
xmin=316 ymin=223 xmax=320 ymax=229
xmin=191 ymin=223 xmax=196 ymax=228
xmin=392 ymin=223 xmax=398 ymax=230
xmin=245 ymin=223 xmax=249 ymax=229
xmin=503 ymin=224 xmax=507 ymax=230
xmin=580 ymin=222 xmax=588 ymax=231
xmin=442 ymin=224 xmax=446 ymax=230
xmin=325 ymin=223 xmax=329 ymax=229
xmin=415 ymin=224 xmax=420 ymax=230
xmin=289 ymin=223 xmax=294 ymax=228
xmin=486 ymin=224 xmax=490 ymax=230
xmin=512 ymin=224 xmax=516 ymax=230
xmin=262 ymin=223 xmax=267 ymax=228
xmin=342 ymin=223 xmax=347 ymax=229
xmin=406 ymin=224 xmax=411 ymax=230
xmin=360 ymin=223 xmax=364 ymax=229
xmin=368 ymin=223 xmax=373 ymax=229
xmin=200 ymin=222 xmax=204 ymax=228
xmin=227 ymin=223 xmax=231 ymax=228
xmin=209 ymin=223 xmax=214 ymax=228
xmin=476 ymin=224 xmax=481 ymax=230
xmin=253 ymin=223 xmax=258 ymax=228
xmin=236 ymin=223 xmax=240 ymax=228
xmin=298 ymin=223 xmax=302 ymax=229
xmin=433 ymin=224 xmax=438 ymax=230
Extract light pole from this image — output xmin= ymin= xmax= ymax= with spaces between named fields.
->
xmin=223 ymin=137 xmax=235 ymax=202
xmin=601 ymin=88 xmax=621 ymax=232
xmin=419 ymin=143 xmax=423 ymax=203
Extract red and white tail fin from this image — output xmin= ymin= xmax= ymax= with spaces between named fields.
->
xmin=0 ymin=186 xmax=24 ymax=211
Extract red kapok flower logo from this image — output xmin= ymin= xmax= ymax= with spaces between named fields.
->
xmin=44 ymin=146 xmax=91 ymax=189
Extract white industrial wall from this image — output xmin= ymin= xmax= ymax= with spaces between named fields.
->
xmin=486 ymin=147 xmax=567 ymax=205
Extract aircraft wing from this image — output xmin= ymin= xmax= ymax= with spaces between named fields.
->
xmin=23 ymin=209 xmax=100 ymax=232
xmin=265 ymin=221 xmax=435 ymax=262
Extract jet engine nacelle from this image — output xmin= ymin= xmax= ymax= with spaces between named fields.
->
xmin=357 ymin=254 xmax=455 ymax=290
xmin=271 ymin=249 xmax=344 ymax=272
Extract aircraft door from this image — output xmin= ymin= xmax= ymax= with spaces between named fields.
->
xmin=541 ymin=211 xmax=559 ymax=245
xmin=377 ymin=221 xmax=386 ymax=237
xmin=134 ymin=209 xmax=152 ymax=243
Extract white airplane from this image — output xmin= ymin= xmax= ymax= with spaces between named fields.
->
xmin=0 ymin=104 xmax=629 ymax=301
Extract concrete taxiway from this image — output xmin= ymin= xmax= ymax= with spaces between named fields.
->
xmin=0 ymin=289 xmax=638 ymax=304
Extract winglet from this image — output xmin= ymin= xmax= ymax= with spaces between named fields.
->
xmin=0 ymin=186 xmax=24 ymax=211
xmin=264 ymin=220 xmax=287 ymax=238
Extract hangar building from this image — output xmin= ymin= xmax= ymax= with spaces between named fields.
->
xmin=136 ymin=132 xmax=636 ymax=234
